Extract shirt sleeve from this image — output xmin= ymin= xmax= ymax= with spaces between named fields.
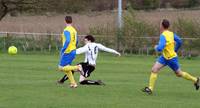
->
xmin=76 ymin=45 xmax=88 ymax=55
xmin=155 ymin=35 xmax=166 ymax=52
xmin=174 ymin=33 xmax=182 ymax=52
xmin=97 ymin=43 xmax=120 ymax=55
xmin=61 ymin=31 xmax=70 ymax=53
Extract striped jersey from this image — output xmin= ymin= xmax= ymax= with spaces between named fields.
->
xmin=76 ymin=43 xmax=120 ymax=65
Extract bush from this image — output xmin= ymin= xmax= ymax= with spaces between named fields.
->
xmin=120 ymin=7 xmax=157 ymax=53
xmin=173 ymin=18 xmax=200 ymax=38
xmin=173 ymin=18 xmax=200 ymax=57
xmin=88 ymin=7 xmax=157 ymax=54
xmin=129 ymin=0 xmax=159 ymax=10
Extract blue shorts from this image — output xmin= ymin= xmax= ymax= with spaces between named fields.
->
xmin=157 ymin=56 xmax=180 ymax=72
xmin=59 ymin=50 xmax=76 ymax=66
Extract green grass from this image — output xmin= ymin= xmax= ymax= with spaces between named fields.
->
xmin=0 ymin=53 xmax=200 ymax=108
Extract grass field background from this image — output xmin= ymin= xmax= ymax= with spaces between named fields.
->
xmin=0 ymin=53 xmax=200 ymax=108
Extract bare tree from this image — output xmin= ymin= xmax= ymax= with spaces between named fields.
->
xmin=0 ymin=0 xmax=36 ymax=21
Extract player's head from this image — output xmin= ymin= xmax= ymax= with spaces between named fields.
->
xmin=84 ymin=35 xmax=95 ymax=44
xmin=65 ymin=16 xmax=72 ymax=24
xmin=160 ymin=19 xmax=170 ymax=32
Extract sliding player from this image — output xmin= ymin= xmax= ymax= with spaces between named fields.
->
xmin=58 ymin=35 xmax=121 ymax=85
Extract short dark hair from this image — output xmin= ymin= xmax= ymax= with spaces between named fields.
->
xmin=162 ymin=19 xmax=170 ymax=29
xmin=85 ymin=35 xmax=95 ymax=42
xmin=65 ymin=16 xmax=72 ymax=24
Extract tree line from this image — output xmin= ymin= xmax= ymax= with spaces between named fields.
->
xmin=1 ymin=0 xmax=200 ymax=21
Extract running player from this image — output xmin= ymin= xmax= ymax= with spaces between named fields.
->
xmin=142 ymin=19 xmax=200 ymax=94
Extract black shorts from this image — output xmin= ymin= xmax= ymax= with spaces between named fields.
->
xmin=78 ymin=62 xmax=95 ymax=78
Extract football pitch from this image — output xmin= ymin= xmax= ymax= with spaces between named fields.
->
xmin=0 ymin=53 xmax=200 ymax=108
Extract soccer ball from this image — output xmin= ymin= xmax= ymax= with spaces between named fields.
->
xmin=8 ymin=46 xmax=17 ymax=55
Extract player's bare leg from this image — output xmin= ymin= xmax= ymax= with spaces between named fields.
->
xmin=175 ymin=69 xmax=199 ymax=90
xmin=142 ymin=62 xmax=165 ymax=94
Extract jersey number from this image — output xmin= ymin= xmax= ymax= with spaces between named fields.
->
xmin=94 ymin=46 xmax=97 ymax=54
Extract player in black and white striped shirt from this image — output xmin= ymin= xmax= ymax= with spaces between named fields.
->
xmin=58 ymin=35 xmax=121 ymax=85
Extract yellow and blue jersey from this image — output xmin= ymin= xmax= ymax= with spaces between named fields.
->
xmin=61 ymin=25 xmax=78 ymax=54
xmin=59 ymin=25 xmax=78 ymax=66
xmin=156 ymin=30 xmax=182 ymax=60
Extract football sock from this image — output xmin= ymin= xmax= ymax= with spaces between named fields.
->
xmin=181 ymin=71 xmax=197 ymax=83
xmin=148 ymin=72 xmax=158 ymax=91
xmin=64 ymin=71 xmax=76 ymax=84
xmin=59 ymin=75 xmax=68 ymax=83
xmin=80 ymin=80 xmax=101 ymax=85
xmin=59 ymin=71 xmax=75 ymax=83
xmin=63 ymin=65 xmax=79 ymax=72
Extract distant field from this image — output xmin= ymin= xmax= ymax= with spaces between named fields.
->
xmin=0 ymin=53 xmax=200 ymax=108
xmin=1 ymin=10 xmax=200 ymax=34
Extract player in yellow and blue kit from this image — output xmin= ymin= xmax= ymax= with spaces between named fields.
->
xmin=58 ymin=16 xmax=80 ymax=88
xmin=142 ymin=19 xmax=200 ymax=94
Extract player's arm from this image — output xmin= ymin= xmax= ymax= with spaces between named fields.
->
xmin=61 ymin=31 xmax=70 ymax=54
xmin=76 ymin=45 xmax=88 ymax=55
xmin=97 ymin=44 xmax=121 ymax=56
xmin=174 ymin=33 xmax=182 ymax=52
xmin=155 ymin=35 xmax=166 ymax=52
